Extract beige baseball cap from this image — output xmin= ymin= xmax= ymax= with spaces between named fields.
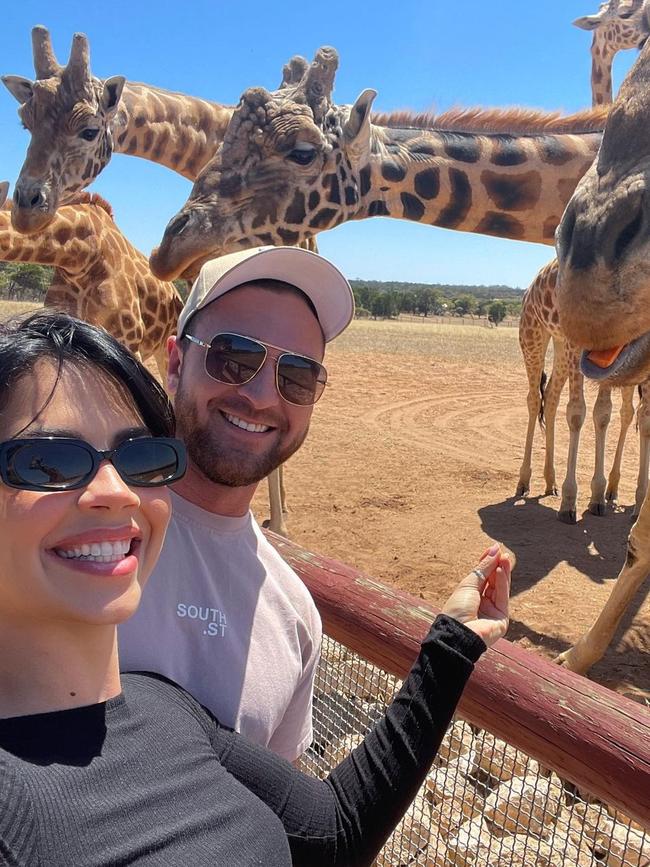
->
xmin=177 ymin=246 xmax=355 ymax=342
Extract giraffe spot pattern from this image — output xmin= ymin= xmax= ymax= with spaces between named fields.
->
xmin=490 ymin=138 xmax=528 ymax=166
xmin=437 ymin=169 xmax=472 ymax=229
xmin=401 ymin=192 xmax=425 ymax=221
xmin=381 ymin=161 xmax=407 ymax=182
xmin=308 ymin=190 xmax=320 ymax=211
xmin=442 ymin=136 xmax=480 ymax=164
xmin=309 ymin=208 xmax=337 ymax=229
xmin=474 ymin=211 xmax=525 ymax=240
xmin=286 ymin=190 xmax=306 ymax=224
xmin=344 ymin=186 xmax=358 ymax=206
xmin=368 ymin=200 xmax=389 ymax=217
xmin=536 ymin=136 xmax=573 ymax=166
xmin=543 ymin=216 xmax=559 ymax=240
xmin=325 ymin=173 xmax=341 ymax=205
xmin=359 ymin=166 xmax=371 ymax=197
xmin=278 ymin=228 xmax=299 ymax=244
xmin=414 ymin=168 xmax=440 ymax=200
xmin=481 ymin=169 xmax=541 ymax=211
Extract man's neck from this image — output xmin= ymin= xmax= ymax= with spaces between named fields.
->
xmin=171 ymin=461 xmax=258 ymax=516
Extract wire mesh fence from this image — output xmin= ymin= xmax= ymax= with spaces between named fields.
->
xmin=300 ymin=634 xmax=650 ymax=866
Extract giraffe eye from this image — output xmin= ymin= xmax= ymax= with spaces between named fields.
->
xmin=79 ymin=128 xmax=99 ymax=142
xmin=287 ymin=146 xmax=317 ymax=166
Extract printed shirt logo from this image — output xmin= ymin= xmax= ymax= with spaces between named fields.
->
xmin=176 ymin=602 xmax=227 ymax=637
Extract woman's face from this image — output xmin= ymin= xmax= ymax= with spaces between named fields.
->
xmin=0 ymin=360 xmax=171 ymax=628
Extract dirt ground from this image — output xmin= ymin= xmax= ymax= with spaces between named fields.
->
xmin=251 ymin=317 xmax=650 ymax=703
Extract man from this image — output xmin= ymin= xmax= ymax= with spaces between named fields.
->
xmin=119 ymin=245 xmax=354 ymax=761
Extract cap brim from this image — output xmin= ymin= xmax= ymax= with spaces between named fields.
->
xmin=182 ymin=246 xmax=354 ymax=342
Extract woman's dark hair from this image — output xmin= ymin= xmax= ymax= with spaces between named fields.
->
xmin=0 ymin=311 xmax=175 ymax=437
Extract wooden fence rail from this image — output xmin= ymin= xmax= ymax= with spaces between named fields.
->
xmin=267 ymin=531 xmax=650 ymax=828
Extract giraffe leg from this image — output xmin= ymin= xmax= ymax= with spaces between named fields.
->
xmin=540 ymin=336 xmax=568 ymax=497
xmin=634 ymin=385 xmax=650 ymax=517
xmin=263 ymin=467 xmax=289 ymax=538
xmin=555 ymin=493 xmax=650 ymax=674
xmin=558 ymin=346 xmax=586 ymax=524
xmin=278 ymin=462 xmax=289 ymax=518
xmin=588 ymin=385 xmax=613 ymax=516
xmin=516 ymin=310 xmax=551 ymax=497
xmin=606 ymin=386 xmax=635 ymax=506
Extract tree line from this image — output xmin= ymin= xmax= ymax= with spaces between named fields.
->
xmin=350 ymin=280 xmax=523 ymax=324
xmin=0 ymin=263 xmax=523 ymax=326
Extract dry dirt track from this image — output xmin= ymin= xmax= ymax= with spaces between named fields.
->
xmin=252 ymin=318 xmax=650 ymax=703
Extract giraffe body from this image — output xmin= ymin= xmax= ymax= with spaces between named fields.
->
xmin=517 ymin=9 xmax=650 ymax=525
xmin=517 ymin=260 xmax=648 ymax=522
xmin=149 ymin=47 xmax=608 ymax=280
xmin=0 ymin=193 xmax=182 ymax=378
xmin=549 ymin=36 xmax=650 ymax=674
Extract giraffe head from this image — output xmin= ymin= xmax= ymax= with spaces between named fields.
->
xmin=2 ymin=27 xmax=125 ymax=233
xmin=150 ymin=47 xmax=376 ymax=280
xmin=556 ymin=34 xmax=650 ymax=384
xmin=574 ymin=0 xmax=650 ymax=103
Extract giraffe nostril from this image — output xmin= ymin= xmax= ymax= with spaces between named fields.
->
xmin=614 ymin=208 xmax=644 ymax=261
xmin=167 ymin=213 xmax=190 ymax=237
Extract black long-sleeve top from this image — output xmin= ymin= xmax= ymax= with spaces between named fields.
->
xmin=0 ymin=615 xmax=485 ymax=866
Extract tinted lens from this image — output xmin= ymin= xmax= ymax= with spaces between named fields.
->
xmin=277 ymin=354 xmax=327 ymax=406
xmin=115 ymin=440 xmax=183 ymax=486
xmin=205 ymin=333 xmax=266 ymax=385
xmin=5 ymin=441 xmax=93 ymax=489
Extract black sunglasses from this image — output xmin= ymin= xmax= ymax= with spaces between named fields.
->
xmin=0 ymin=437 xmax=187 ymax=492
xmin=185 ymin=332 xmax=327 ymax=407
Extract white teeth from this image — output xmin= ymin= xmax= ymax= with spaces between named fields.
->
xmin=55 ymin=539 xmax=132 ymax=563
xmin=224 ymin=412 xmax=271 ymax=433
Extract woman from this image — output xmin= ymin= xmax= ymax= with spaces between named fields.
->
xmin=0 ymin=311 xmax=510 ymax=866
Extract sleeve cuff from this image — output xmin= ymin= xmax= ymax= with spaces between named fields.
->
xmin=428 ymin=614 xmax=487 ymax=663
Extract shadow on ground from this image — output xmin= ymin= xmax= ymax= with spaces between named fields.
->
xmin=479 ymin=495 xmax=650 ymax=701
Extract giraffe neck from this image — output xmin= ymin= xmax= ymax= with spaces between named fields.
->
xmin=347 ymin=119 xmax=604 ymax=246
xmin=113 ymin=83 xmax=234 ymax=179
xmin=0 ymin=206 xmax=94 ymax=274
xmin=591 ymin=42 xmax=617 ymax=106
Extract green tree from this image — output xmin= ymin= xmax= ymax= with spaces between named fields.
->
xmin=488 ymin=300 xmax=508 ymax=325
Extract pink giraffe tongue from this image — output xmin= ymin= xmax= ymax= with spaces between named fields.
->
xmin=586 ymin=346 xmax=626 ymax=368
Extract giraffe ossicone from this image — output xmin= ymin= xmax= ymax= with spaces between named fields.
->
xmin=149 ymin=45 xmax=608 ymax=281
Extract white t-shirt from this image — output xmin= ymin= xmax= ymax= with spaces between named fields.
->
xmin=118 ymin=490 xmax=322 ymax=761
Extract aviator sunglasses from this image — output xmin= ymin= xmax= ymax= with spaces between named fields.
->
xmin=184 ymin=332 xmax=328 ymax=406
xmin=0 ymin=437 xmax=187 ymax=492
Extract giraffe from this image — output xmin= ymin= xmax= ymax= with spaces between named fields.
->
xmin=547 ymin=33 xmax=650 ymax=674
xmin=1 ymin=26 xmax=233 ymax=234
xmin=516 ymin=260 xmax=648 ymax=522
xmin=148 ymin=46 xmax=608 ymax=280
xmin=517 ymin=1 xmax=650 ymax=523
xmin=2 ymin=26 xmax=303 ymax=536
xmin=574 ymin=0 xmax=650 ymax=105
xmin=0 ymin=190 xmax=182 ymax=379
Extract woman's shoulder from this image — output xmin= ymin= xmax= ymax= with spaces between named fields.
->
xmin=122 ymin=672 xmax=227 ymax=739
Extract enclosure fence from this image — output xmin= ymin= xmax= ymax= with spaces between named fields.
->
xmin=266 ymin=532 xmax=650 ymax=866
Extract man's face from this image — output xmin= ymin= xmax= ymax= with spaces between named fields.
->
xmin=168 ymin=283 xmax=325 ymax=488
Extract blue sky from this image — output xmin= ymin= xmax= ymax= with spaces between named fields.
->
xmin=0 ymin=1 xmax=637 ymax=289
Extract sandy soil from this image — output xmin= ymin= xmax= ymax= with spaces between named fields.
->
xmin=252 ymin=317 xmax=650 ymax=703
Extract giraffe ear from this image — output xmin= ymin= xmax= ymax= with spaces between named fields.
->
xmin=101 ymin=76 xmax=126 ymax=117
xmin=0 ymin=182 xmax=8 ymax=209
xmin=573 ymin=15 xmax=600 ymax=31
xmin=2 ymin=75 xmax=35 ymax=105
xmin=343 ymin=89 xmax=376 ymax=161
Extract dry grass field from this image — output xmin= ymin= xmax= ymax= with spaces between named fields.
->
xmin=251 ymin=317 xmax=650 ymax=702
xmin=3 ymin=302 xmax=646 ymax=700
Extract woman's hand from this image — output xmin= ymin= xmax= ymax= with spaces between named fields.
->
xmin=441 ymin=544 xmax=511 ymax=647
